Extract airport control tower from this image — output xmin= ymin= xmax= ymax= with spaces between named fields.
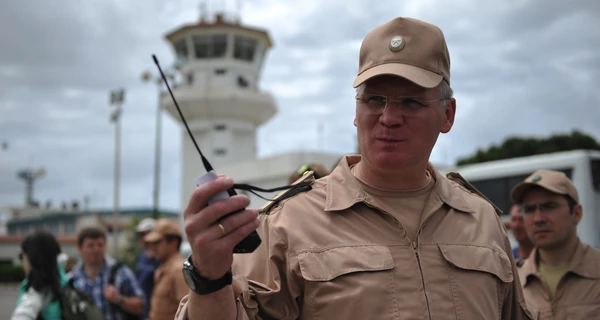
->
xmin=161 ymin=10 xmax=278 ymax=210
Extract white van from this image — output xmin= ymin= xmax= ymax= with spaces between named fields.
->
xmin=438 ymin=149 xmax=600 ymax=249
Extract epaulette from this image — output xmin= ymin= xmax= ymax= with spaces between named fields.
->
xmin=446 ymin=172 xmax=503 ymax=216
xmin=259 ymin=170 xmax=315 ymax=215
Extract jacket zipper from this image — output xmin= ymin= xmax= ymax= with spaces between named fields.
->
xmin=413 ymin=240 xmax=433 ymax=320
xmin=413 ymin=198 xmax=440 ymax=320
xmin=365 ymin=201 xmax=434 ymax=319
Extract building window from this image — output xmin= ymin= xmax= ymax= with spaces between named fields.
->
xmin=234 ymin=36 xmax=257 ymax=62
xmin=215 ymin=148 xmax=227 ymax=156
xmin=215 ymin=68 xmax=227 ymax=75
xmin=214 ymin=124 xmax=226 ymax=131
xmin=174 ymin=38 xmax=189 ymax=62
xmin=237 ymin=76 xmax=249 ymax=88
xmin=193 ymin=34 xmax=227 ymax=59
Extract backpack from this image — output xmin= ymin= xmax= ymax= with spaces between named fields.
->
xmin=55 ymin=279 xmax=104 ymax=320
xmin=107 ymin=262 xmax=142 ymax=320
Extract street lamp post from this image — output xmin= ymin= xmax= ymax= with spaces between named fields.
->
xmin=142 ymin=69 xmax=175 ymax=219
xmin=109 ymin=88 xmax=125 ymax=258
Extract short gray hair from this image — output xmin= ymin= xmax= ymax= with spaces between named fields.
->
xmin=438 ymin=79 xmax=453 ymax=107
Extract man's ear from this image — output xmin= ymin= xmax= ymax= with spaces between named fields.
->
xmin=573 ymin=204 xmax=583 ymax=225
xmin=440 ymin=98 xmax=456 ymax=134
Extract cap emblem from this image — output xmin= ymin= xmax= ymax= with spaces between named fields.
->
xmin=532 ymin=175 xmax=542 ymax=183
xmin=389 ymin=35 xmax=405 ymax=52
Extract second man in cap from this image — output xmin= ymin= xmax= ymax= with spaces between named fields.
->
xmin=511 ymin=169 xmax=600 ymax=319
xmin=144 ymin=218 xmax=188 ymax=320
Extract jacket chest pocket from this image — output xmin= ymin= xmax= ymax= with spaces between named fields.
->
xmin=438 ymin=244 xmax=513 ymax=320
xmin=297 ymin=245 xmax=398 ymax=320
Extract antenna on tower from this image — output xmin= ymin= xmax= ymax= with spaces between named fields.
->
xmin=198 ymin=0 xmax=207 ymax=23
xmin=17 ymin=166 xmax=46 ymax=207
xmin=236 ymin=0 xmax=242 ymax=23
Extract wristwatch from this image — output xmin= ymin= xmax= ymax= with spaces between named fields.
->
xmin=182 ymin=255 xmax=232 ymax=295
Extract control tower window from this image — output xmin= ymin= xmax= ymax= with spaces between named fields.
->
xmin=193 ymin=34 xmax=227 ymax=59
xmin=234 ymin=36 xmax=257 ymax=62
xmin=237 ymin=76 xmax=249 ymax=88
xmin=174 ymin=38 xmax=189 ymax=61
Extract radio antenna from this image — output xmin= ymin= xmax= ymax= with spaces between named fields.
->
xmin=152 ymin=54 xmax=214 ymax=172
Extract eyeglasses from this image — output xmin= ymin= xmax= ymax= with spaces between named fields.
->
xmin=356 ymin=93 xmax=447 ymax=116
xmin=520 ymin=201 xmax=568 ymax=216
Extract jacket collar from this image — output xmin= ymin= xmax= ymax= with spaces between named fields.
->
xmin=521 ymin=238 xmax=600 ymax=286
xmin=324 ymin=155 xmax=474 ymax=214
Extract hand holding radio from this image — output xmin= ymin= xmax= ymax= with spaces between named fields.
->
xmin=183 ymin=175 xmax=260 ymax=280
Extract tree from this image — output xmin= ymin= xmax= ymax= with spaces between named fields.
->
xmin=456 ymin=130 xmax=600 ymax=166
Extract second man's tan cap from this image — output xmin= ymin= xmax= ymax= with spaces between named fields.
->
xmin=144 ymin=218 xmax=182 ymax=243
xmin=353 ymin=17 xmax=451 ymax=89
xmin=510 ymin=169 xmax=579 ymax=204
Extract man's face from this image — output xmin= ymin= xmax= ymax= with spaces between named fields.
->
xmin=509 ymin=204 xmax=529 ymax=243
xmin=354 ymin=75 xmax=455 ymax=173
xmin=146 ymin=237 xmax=171 ymax=262
xmin=78 ymin=237 xmax=106 ymax=266
xmin=521 ymin=187 xmax=582 ymax=250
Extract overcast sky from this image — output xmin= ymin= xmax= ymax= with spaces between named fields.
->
xmin=1 ymin=0 xmax=598 ymax=212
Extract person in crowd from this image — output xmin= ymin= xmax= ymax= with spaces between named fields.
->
xmin=508 ymin=203 xmax=533 ymax=263
xmin=11 ymin=231 xmax=68 ymax=320
xmin=143 ymin=218 xmax=189 ymax=320
xmin=135 ymin=218 xmax=161 ymax=319
xmin=70 ymin=226 xmax=145 ymax=320
xmin=512 ymin=169 xmax=600 ymax=319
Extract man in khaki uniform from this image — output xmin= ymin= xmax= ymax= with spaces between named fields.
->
xmin=511 ymin=169 xmax=600 ymax=319
xmin=143 ymin=218 xmax=189 ymax=320
xmin=175 ymin=17 xmax=535 ymax=320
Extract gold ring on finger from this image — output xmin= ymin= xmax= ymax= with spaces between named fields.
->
xmin=217 ymin=223 xmax=227 ymax=236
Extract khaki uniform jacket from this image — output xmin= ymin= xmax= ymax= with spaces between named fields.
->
xmin=518 ymin=239 xmax=600 ymax=319
xmin=176 ymin=155 xmax=535 ymax=320
xmin=150 ymin=252 xmax=189 ymax=320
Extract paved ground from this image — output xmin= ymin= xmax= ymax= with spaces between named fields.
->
xmin=0 ymin=283 xmax=20 ymax=318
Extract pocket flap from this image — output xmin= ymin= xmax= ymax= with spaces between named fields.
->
xmin=438 ymin=244 xmax=513 ymax=282
xmin=298 ymin=245 xmax=394 ymax=281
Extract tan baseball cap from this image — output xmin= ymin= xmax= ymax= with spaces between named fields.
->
xmin=510 ymin=169 xmax=579 ymax=204
xmin=353 ymin=17 xmax=450 ymax=89
xmin=143 ymin=218 xmax=182 ymax=243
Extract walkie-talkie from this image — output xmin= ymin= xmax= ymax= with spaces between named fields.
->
xmin=152 ymin=55 xmax=261 ymax=254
